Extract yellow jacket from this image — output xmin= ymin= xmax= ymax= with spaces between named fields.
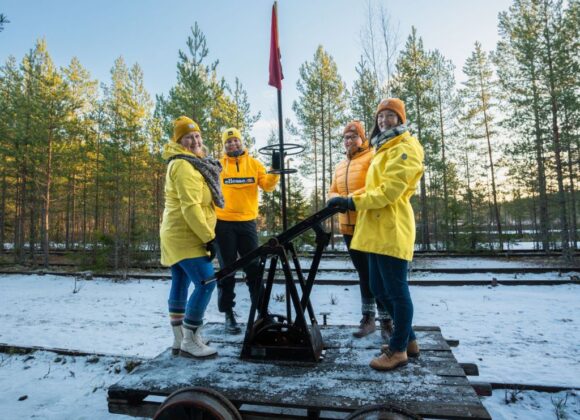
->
xmin=351 ymin=131 xmax=424 ymax=261
xmin=216 ymin=151 xmax=280 ymax=222
xmin=159 ymin=142 xmax=216 ymax=266
xmin=328 ymin=147 xmax=374 ymax=235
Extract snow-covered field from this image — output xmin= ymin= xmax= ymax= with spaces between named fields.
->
xmin=0 ymin=273 xmax=579 ymax=419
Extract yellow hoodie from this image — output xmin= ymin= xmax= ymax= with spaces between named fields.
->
xmin=216 ymin=150 xmax=280 ymax=222
xmin=159 ymin=142 xmax=216 ymax=266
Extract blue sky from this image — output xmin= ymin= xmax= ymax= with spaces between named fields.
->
xmin=0 ymin=0 xmax=512 ymax=147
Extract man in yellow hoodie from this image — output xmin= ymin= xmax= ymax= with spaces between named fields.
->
xmin=216 ymin=128 xmax=280 ymax=333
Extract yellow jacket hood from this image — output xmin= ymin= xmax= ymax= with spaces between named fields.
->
xmin=162 ymin=141 xmax=197 ymax=161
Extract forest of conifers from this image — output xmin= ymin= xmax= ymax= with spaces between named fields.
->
xmin=0 ymin=0 xmax=578 ymax=269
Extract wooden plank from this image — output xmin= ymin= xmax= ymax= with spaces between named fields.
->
xmin=202 ymin=323 xmax=451 ymax=352
xmin=109 ymin=349 xmax=484 ymax=418
xmin=459 ymin=362 xmax=480 ymax=376
xmin=108 ymin=324 xmax=491 ymax=420
xmin=470 ymin=381 xmax=493 ymax=397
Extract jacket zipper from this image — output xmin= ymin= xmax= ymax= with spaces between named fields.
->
xmin=235 ymin=158 xmax=239 ymax=172
xmin=345 ymin=158 xmax=352 ymax=226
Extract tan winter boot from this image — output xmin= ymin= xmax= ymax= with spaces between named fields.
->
xmin=381 ymin=340 xmax=420 ymax=358
xmin=353 ymin=314 xmax=376 ymax=338
xmin=171 ymin=325 xmax=183 ymax=356
xmin=370 ymin=349 xmax=408 ymax=371
xmin=180 ymin=326 xmax=217 ymax=358
xmin=380 ymin=318 xmax=394 ymax=341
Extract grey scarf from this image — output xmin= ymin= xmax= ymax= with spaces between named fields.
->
xmin=168 ymin=154 xmax=225 ymax=208
xmin=370 ymin=124 xmax=408 ymax=150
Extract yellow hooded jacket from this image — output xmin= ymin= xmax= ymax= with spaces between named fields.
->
xmin=216 ymin=151 xmax=280 ymax=222
xmin=351 ymin=131 xmax=424 ymax=261
xmin=159 ymin=142 xmax=216 ymax=266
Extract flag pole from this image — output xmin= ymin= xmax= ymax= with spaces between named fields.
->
xmin=270 ymin=1 xmax=287 ymax=232
xmin=277 ymin=88 xmax=287 ymax=232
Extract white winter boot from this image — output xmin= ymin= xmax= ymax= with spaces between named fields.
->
xmin=180 ymin=326 xmax=217 ymax=358
xmin=171 ymin=325 xmax=184 ymax=355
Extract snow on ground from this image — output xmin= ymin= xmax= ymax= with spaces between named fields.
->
xmin=301 ymin=256 xmax=575 ymax=269
xmin=484 ymin=389 xmax=579 ymax=419
xmin=0 ymin=273 xmax=579 ymax=419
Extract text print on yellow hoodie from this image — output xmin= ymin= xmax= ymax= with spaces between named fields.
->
xmin=216 ymin=150 xmax=279 ymax=222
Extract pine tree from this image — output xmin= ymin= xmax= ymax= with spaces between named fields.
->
xmin=350 ymin=56 xmax=379 ymax=137
xmin=231 ymin=77 xmax=261 ymax=149
xmin=429 ymin=50 xmax=459 ymax=250
xmin=392 ymin=27 xmax=434 ymax=249
xmin=293 ymin=46 xmax=348 ymax=214
xmin=496 ymin=0 xmax=551 ymax=250
xmin=460 ymin=42 xmax=503 ymax=250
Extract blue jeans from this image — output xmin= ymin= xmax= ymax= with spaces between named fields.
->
xmin=368 ymin=253 xmax=416 ymax=352
xmin=168 ymin=257 xmax=216 ymax=329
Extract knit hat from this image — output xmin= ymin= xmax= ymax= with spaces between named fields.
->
xmin=221 ymin=127 xmax=242 ymax=144
xmin=343 ymin=121 xmax=367 ymax=145
xmin=172 ymin=116 xmax=200 ymax=142
xmin=376 ymin=98 xmax=406 ymax=124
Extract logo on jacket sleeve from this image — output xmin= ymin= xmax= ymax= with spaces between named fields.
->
xmin=224 ymin=177 xmax=256 ymax=185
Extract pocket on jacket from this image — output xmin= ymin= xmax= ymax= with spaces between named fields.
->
xmin=371 ymin=206 xmax=396 ymax=227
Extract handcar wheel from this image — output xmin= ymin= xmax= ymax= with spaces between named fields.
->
xmin=154 ymin=386 xmax=242 ymax=420
xmin=345 ymin=403 xmax=423 ymax=420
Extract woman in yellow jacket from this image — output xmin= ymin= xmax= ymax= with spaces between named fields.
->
xmin=328 ymin=121 xmax=392 ymax=339
xmin=160 ymin=116 xmax=224 ymax=358
xmin=327 ymin=99 xmax=424 ymax=371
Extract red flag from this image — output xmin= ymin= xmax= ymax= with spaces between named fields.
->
xmin=268 ymin=2 xmax=283 ymax=90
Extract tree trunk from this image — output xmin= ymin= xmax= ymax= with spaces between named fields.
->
xmin=530 ymin=64 xmax=550 ymax=251
xmin=542 ymin=2 xmax=570 ymax=257
xmin=436 ymin=82 xmax=450 ymax=250
xmin=478 ymin=68 xmax=503 ymax=250
xmin=416 ymin=94 xmax=429 ymax=250
xmin=0 ymin=170 xmax=6 ymax=253
xmin=41 ymin=129 xmax=53 ymax=268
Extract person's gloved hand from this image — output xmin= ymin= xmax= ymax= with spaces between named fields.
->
xmin=206 ymin=239 xmax=218 ymax=262
xmin=326 ymin=196 xmax=355 ymax=213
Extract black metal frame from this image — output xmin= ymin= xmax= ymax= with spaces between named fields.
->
xmin=203 ymin=207 xmax=340 ymax=362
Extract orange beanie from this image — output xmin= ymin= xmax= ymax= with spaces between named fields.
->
xmin=376 ymin=98 xmax=406 ymax=124
xmin=342 ymin=120 xmax=367 ymax=149
xmin=343 ymin=121 xmax=367 ymax=146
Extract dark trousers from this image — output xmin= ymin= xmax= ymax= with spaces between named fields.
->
xmin=368 ymin=253 xmax=416 ymax=352
xmin=215 ymin=219 xmax=263 ymax=313
xmin=343 ymin=235 xmax=389 ymax=318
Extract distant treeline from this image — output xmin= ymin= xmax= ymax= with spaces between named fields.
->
xmin=0 ymin=1 xmax=578 ymax=269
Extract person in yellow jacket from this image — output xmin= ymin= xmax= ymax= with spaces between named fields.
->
xmin=328 ymin=121 xmax=393 ymax=339
xmin=327 ymin=98 xmax=424 ymax=371
xmin=215 ymin=127 xmax=280 ymax=333
xmin=160 ymin=116 xmax=224 ymax=358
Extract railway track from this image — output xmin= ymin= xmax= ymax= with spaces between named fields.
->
xmin=1 ymin=261 xmax=577 ymax=274
xmin=1 ymin=269 xmax=578 ymax=286
xmin=1 ymin=248 xmax=577 ymax=259
xmin=1 ymin=342 xmax=577 ymax=395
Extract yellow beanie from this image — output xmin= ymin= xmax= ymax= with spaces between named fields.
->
xmin=172 ymin=116 xmax=200 ymax=142
xmin=221 ymin=127 xmax=242 ymax=144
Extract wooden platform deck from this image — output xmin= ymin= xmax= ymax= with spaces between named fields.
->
xmin=108 ymin=323 xmax=491 ymax=419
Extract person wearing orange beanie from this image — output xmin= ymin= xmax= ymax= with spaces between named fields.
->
xmin=327 ymin=99 xmax=424 ymax=371
xmin=328 ymin=121 xmax=393 ymax=340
